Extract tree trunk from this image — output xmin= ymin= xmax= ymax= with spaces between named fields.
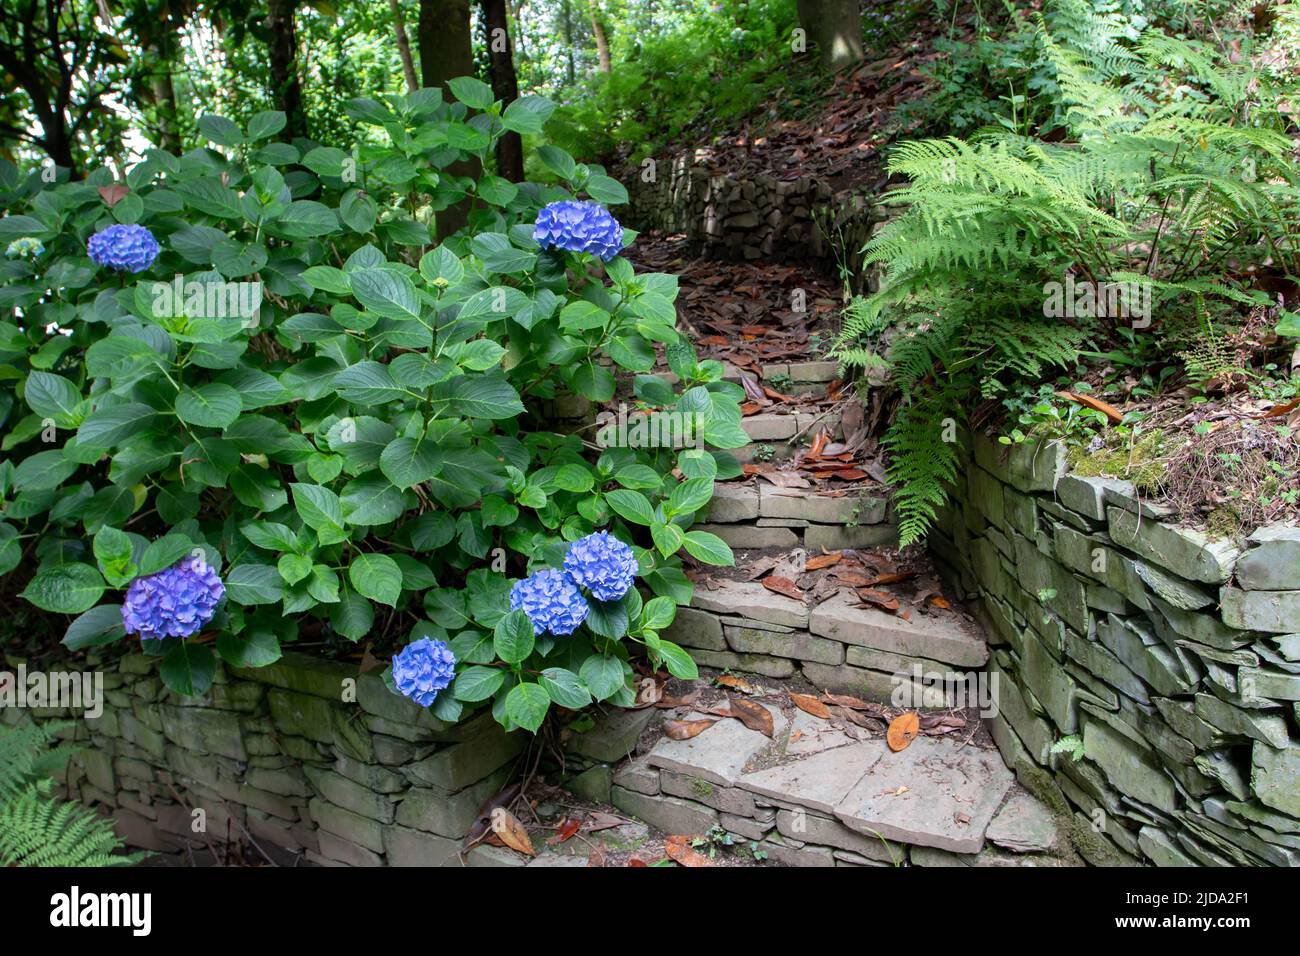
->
xmin=796 ymin=0 xmax=863 ymax=71
xmin=147 ymin=24 xmax=183 ymax=153
xmin=589 ymin=2 xmax=611 ymax=73
xmin=266 ymin=0 xmax=309 ymax=139
xmin=482 ymin=0 xmax=523 ymax=182
xmin=560 ymin=0 xmax=575 ymax=83
xmin=417 ymin=0 xmax=479 ymax=237
xmin=389 ymin=0 xmax=420 ymax=92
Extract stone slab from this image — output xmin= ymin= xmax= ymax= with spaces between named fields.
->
xmin=691 ymin=579 xmax=810 ymax=629
xmin=645 ymin=705 xmax=782 ymax=786
xmin=809 ymin=590 xmax=988 ymax=667
xmin=833 ymin=736 xmax=1013 ymax=853
xmin=568 ymin=707 xmax=656 ymax=763
xmin=986 ymin=791 xmax=1058 ymax=852
xmin=736 ymin=741 xmax=882 ymax=815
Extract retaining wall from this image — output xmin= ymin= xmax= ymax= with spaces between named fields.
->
xmin=624 ymin=152 xmax=880 ymax=285
xmin=931 ymin=434 xmax=1300 ymax=867
xmin=5 ymin=651 xmax=524 ymax=866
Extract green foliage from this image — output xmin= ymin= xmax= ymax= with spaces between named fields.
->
xmin=835 ymin=2 xmax=1300 ymax=546
xmin=0 ymin=720 xmax=138 ymax=866
xmin=0 ymin=83 xmax=744 ymax=733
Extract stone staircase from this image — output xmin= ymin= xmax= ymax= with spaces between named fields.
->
xmin=556 ymin=364 xmax=1074 ymax=866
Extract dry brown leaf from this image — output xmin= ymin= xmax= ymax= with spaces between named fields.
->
xmin=762 ymin=575 xmax=805 ymax=602
xmin=97 ymin=183 xmax=130 ymax=207
xmin=864 ymin=571 xmax=916 ymax=587
xmin=728 ymin=696 xmax=775 ymax=737
xmin=805 ymin=551 xmax=843 ymax=571
xmin=928 ymin=594 xmax=952 ymax=609
xmin=489 ymin=807 xmax=536 ymax=856
xmin=887 ymin=712 xmax=921 ymax=752
xmin=715 ymin=674 xmax=757 ymax=694
xmin=583 ymin=811 xmax=626 ymax=833
xmin=665 ymin=835 xmax=716 ymax=867
xmin=857 ymin=587 xmax=900 ymax=612
xmin=1054 ymin=390 xmax=1123 ymax=424
xmin=790 ymin=692 xmax=833 ymax=719
xmin=663 ymin=718 xmax=718 ymax=740
xmin=547 ymin=817 xmax=581 ymax=845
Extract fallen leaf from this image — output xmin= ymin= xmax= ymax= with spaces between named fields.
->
xmin=547 ymin=818 xmax=582 ymax=845
xmin=887 ymin=712 xmax=921 ymax=752
xmin=583 ymin=811 xmax=626 ymax=833
xmin=790 ymin=692 xmax=833 ymax=719
xmin=728 ymin=696 xmax=775 ymax=737
xmin=863 ymin=571 xmax=916 ymax=587
xmin=489 ymin=807 xmax=536 ymax=856
xmin=626 ymin=857 xmax=647 ymax=867
xmin=715 ymin=674 xmax=757 ymax=694
xmin=928 ymin=595 xmax=952 ymax=609
xmin=762 ymin=575 xmax=805 ymax=602
xmin=805 ymin=551 xmax=843 ymax=571
xmin=857 ymin=588 xmax=900 ymax=612
xmin=1260 ymin=397 xmax=1300 ymax=418
xmin=664 ymin=718 xmax=718 ymax=740
xmin=1054 ymin=390 xmax=1123 ymax=424
xmin=665 ymin=835 xmax=716 ymax=867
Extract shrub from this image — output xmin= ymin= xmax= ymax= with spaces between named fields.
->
xmin=0 ymin=78 xmax=747 ymax=733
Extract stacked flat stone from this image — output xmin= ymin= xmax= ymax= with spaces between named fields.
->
xmin=622 ymin=154 xmax=882 ymax=287
xmin=563 ymin=702 xmax=1060 ymax=866
xmin=17 ymin=652 xmax=523 ymax=867
xmin=928 ymin=432 xmax=1300 ymax=867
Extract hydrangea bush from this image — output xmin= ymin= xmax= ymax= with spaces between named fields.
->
xmin=0 ymin=79 xmax=750 ymax=731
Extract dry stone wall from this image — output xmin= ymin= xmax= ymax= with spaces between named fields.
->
xmin=9 ymin=651 xmax=523 ymax=867
xmin=931 ymin=433 xmax=1300 ymax=867
xmin=624 ymin=152 xmax=879 ymax=285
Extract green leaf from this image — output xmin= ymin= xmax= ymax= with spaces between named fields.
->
xmin=493 ymin=609 xmax=535 ymax=664
xmin=657 ymin=640 xmax=698 ymax=680
xmin=62 ymin=604 xmax=126 ymax=650
xmin=605 ymin=489 xmax=655 ymax=526
xmin=139 ymin=534 xmax=195 ymax=575
xmin=334 ymin=360 xmax=409 ymax=405
xmin=453 ymin=665 xmax=506 ymax=702
xmin=419 ymin=246 xmax=465 ymax=287
xmin=161 ymin=641 xmax=217 ymax=696
xmin=225 ymin=564 xmax=284 ymax=605
xmin=668 ymin=477 xmax=714 ymax=516
xmin=21 ymin=563 xmax=106 ymax=614
xmin=330 ymin=589 xmax=374 ymax=640
xmin=176 ymin=384 xmax=242 ymax=428
xmin=216 ymin=628 xmax=283 ymax=668
xmin=291 ymin=483 xmax=348 ymax=545
xmin=476 ymin=176 xmax=519 ymax=207
xmin=429 ymin=373 xmax=524 ymax=419
xmin=571 ymin=362 xmax=615 ymax=402
xmin=682 ymin=530 xmax=734 ymax=566
xmin=559 ymin=300 xmax=610 ymax=332
xmin=247 ymin=110 xmax=287 ymax=141
xmin=278 ymin=553 xmax=313 ymax=586
xmin=349 ymin=552 xmax=402 ymax=607
xmin=504 ymin=681 xmax=550 ymax=732
xmin=302 ymin=265 xmax=351 ymax=295
xmin=501 ymin=94 xmax=556 ymax=134
xmin=641 ymin=596 xmax=677 ymax=631
xmin=540 ymin=667 xmax=591 ymax=709
xmin=585 ymin=174 xmax=629 ymax=205
xmin=349 ymin=268 xmax=421 ymax=320
xmin=552 ymin=463 xmax=595 ymax=493
xmin=198 ymin=113 xmax=244 ymax=147
xmin=651 ymin=520 xmax=685 ymax=557
xmin=585 ymin=598 xmax=629 ymax=639
xmin=579 ymin=655 xmax=626 ymax=702
xmin=379 ymin=437 xmax=443 ymax=489
xmin=448 ymin=76 xmax=496 ymax=110
xmin=23 ymin=371 xmax=82 ymax=427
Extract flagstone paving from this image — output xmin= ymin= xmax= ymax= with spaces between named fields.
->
xmin=640 ymin=703 xmax=1019 ymax=856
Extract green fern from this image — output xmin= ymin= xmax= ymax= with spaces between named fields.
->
xmin=0 ymin=720 xmax=139 ymax=867
xmin=832 ymin=0 xmax=1300 ymax=546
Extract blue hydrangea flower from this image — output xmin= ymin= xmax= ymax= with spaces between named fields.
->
xmin=564 ymin=531 xmax=638 ymax=602
xmin=391 ymin=637 xmax=457 ymax=707
xmin=5 ymin=237 xmax=44 ymax=259
xmin=121 ymin=555 xmax=225 ymax=640
xmin=533 ymin=200 xmax=624 ymax=261
xmin=87 ymin=223 xmax=160 ymax=273
xmin=509 ymin=568 xmax=590 ymax=635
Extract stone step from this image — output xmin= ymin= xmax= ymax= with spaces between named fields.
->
xmin=702 ymin=482 xmax=897 ymax=550
xmin=636 ymin=702 xmax=1015 ymax=855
